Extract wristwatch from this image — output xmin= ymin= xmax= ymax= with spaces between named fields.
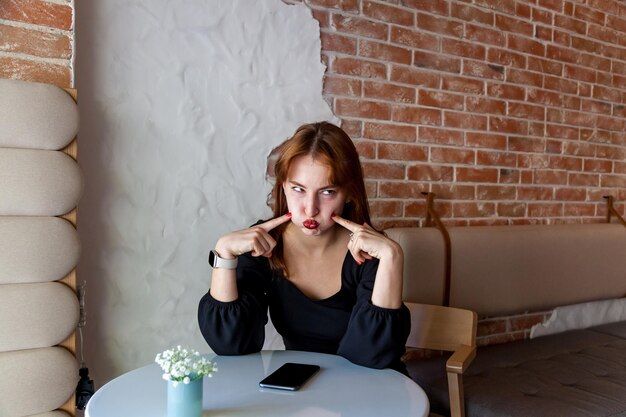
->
xmin=208 ymin=250 xmax=238 ymax=269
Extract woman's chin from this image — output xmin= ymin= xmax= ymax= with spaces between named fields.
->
xmin=301 ymin=225 xmax=322 ymax=236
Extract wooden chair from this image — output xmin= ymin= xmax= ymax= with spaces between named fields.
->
xmin=405 ymin=302 xmax=477 ymax=417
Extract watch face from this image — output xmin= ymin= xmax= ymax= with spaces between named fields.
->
xmin=208 ymin=250 xmax=237 ymax=268
xmin=208 ymin=250 xmax=217 ymax=267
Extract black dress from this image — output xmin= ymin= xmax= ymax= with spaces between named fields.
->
xmin=198 ymin=250 xmax=411 ymax=373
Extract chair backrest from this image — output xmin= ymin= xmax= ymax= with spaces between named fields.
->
xmin=0 ymin=78 xmax=82 ymax=417
xmin=405 ymin=302 xmax=477 ymax=351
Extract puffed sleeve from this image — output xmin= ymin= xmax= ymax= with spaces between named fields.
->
xmin=336 ymin=258 xmax=411 ymax=372
xmin=197 ymin=252 xmax=272 ymax=355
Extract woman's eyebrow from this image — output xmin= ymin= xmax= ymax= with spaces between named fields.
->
xmin=288 ymin=180 xmax=336 ymax=189
xmin=288 ymin=180 xmax=306 ymax=188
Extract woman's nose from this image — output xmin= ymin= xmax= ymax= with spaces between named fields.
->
xmin=304 ymin=195 xmax=319 ymax=217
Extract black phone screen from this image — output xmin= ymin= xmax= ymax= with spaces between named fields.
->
xmin=259 ymin=362 xmax=321 ymax=391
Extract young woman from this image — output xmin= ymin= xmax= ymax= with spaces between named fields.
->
xmin=198 ymin=122 xmax=410 ymax=373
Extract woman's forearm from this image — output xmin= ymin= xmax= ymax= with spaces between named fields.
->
xmin=370 ymin=243 xmax=404 ymax=309
xmin=208 ymin=268 xmax=239 ymax=302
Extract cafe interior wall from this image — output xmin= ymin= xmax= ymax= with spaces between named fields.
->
xmin=75 ymin=0 xmax=335 ymax=385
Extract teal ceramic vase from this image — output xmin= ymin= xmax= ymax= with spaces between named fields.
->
xmin=167 ymin=378 xmax=203 ymax=417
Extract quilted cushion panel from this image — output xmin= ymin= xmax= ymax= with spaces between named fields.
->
xmin=0 ymin=149 xmax=83 ymax=216
xmin=0 ymin=78 xmax=78 ymax=150
xmin=0 ymin=347 xmax=78 ymax=417
xmin=0 ymin=282 xmax=79 ymax=352
xmin=448 ymin=224 xmax=626 ymax=317
xmin=407 ymin=322 xmax=626 ymax=417
xmin=385 ymin=227 xmax=447 ymax=305
xmin=0 ymin=217 xmax=80 ymax=284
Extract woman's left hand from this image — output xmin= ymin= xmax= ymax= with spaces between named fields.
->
xmin=332 ymin=214 xmax=402 ymax=265
xmin=333 ymin=214 xmax=404 ymax=308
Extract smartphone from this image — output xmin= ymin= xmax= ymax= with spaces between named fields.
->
xmin=259 ymin=362 xmax=321 ymax=391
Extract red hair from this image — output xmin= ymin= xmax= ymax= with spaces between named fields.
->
xmin=268 ymin=122 xmax=371 ymax=275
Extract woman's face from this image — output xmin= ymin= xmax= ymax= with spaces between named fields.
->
xmin=283 ymin=155 xmax=347 ymax=237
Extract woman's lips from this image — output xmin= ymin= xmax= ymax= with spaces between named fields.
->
xmin=303 ymin=219 xmax=319 ymax=229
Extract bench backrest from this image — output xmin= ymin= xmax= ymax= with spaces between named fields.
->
xmin=387 ymin=223 xmax=626 ymax=316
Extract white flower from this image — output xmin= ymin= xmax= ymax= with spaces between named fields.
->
xmin=155 ymin=345 xmax=218 ymax=383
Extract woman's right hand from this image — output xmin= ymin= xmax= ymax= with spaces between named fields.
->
xmin=214 ymin=212 xmax=292 ymax=259
xmin=210 ymin=213 xmax=292 ymax=302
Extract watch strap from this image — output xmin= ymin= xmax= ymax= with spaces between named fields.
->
xmin=208 ymin=250 xmax=238 ymax=269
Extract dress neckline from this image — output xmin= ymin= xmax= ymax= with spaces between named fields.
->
xmin=279 ymin=251 xmax=353 ymax=303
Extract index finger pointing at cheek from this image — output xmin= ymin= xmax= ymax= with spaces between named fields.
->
xmin=259 ymin=212 xmax=292 ymax=232
xmin=331 ymin=214 xmax=359 ymax=233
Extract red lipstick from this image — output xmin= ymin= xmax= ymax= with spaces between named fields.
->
xmin=303 ymin=219 xmax=319 ymax=230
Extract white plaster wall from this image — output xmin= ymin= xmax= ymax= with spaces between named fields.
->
xmin=75 ymin=0 xmax=335 ymax=385
xmin=530 ymin=298 xmax=626 ymax=338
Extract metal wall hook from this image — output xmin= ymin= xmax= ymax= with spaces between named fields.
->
xmin=603 ymin=196 xmax=626 ymax=227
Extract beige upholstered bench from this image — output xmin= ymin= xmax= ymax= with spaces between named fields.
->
xmin=388 ymin=223 xmax=626 ymax=417
xmin=0 ymin=78 xmax=82 ymax=417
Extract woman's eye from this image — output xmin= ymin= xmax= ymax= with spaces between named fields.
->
xmin=321 ymin=189 xmax=336 ymax=196
xmin=292 ymin=186 xmax=304 ymax=193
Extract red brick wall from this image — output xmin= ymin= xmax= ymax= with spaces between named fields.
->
xmin=0 ymin=0 xmax=74 ymax=88
xmin=5 ymin=1 xmax=623 ymax=226
xmin=477 ymin=310 xmax=551 ymax=345
xmin=286 ymin=0 xmax=626 ymax=228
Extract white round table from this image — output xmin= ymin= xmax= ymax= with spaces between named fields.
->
xmin=86 ymin=350 xmax=429 ymax=417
